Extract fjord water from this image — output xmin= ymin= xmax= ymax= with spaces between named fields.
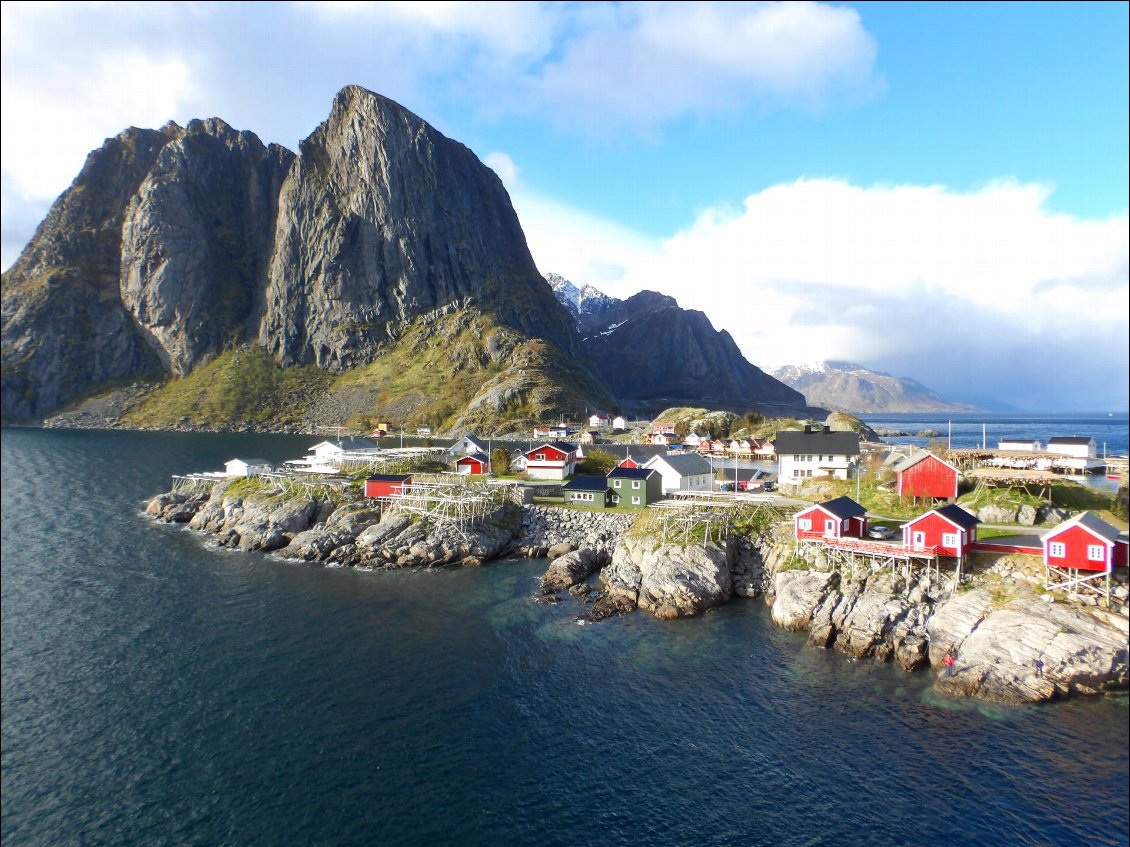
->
xmin=2 ymin=429 xmax=1127 ymax=847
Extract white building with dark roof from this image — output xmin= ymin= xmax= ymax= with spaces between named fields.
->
xmin=775 ymin=425 xmax=860 ymax=482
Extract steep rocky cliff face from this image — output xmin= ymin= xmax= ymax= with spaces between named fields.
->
xmin=2 ymin=86 xmax=598 ymax=425
xmin=549 ymin=277 xmax=805 ymax=414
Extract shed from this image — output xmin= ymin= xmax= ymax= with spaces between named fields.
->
xmin=364 ymin=474 xmax=412 ymax=498
xmin=455 ymin=453 xmax=489 ymax=475
xmin=225 ymin=458 xmax=272 ymax=478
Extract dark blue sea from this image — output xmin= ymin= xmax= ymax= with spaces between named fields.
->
xmin=859 ymin=412 xmax=1129 ymax=455
xmin=3 ymin=428 xmax=1128 ymax=847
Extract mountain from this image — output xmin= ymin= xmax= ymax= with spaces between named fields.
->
xmin=1 ymin=86 xmax=607 ymax=431
xmin=545 ymin=272 xmax=616 ymax=319
xmin=771 ymin=361 xmax=977 ymax=413
xmin=547 ymin=275 xmax=806 ymax=415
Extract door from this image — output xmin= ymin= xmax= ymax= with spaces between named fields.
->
xmin=824 ymin=519 xmax=837 ymax=538
xmin=912 ymin=531 xmax=926 ymax=549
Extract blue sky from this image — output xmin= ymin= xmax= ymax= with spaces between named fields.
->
xmin=2 ymin=1 xmax=1127 ymax=411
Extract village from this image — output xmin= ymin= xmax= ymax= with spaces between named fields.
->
xmin=178 ymin=412 xmax=1130 ymax=608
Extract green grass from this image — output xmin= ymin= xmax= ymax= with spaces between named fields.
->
xmin=122 ymin=346 xmax=330 ymax=429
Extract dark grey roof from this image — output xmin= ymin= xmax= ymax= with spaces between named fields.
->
xmin=564 ymin=475 xmax=611 ymax=492
xmin=934 ymin=504 xmax=980 ymax=530
xmin=717 ymin=468 xmax=761 ymax=482
xmin=607 ymin=467 xmax=657 ymax=480
xmin=646 ymin=453 xmax=712 ymax=475
xmin=1047 ymin=436 xmax=1095 ymax=445
xmin=367 ymin=474 xmax=411 ymax=482
xmin=774 ymin=430 xmax=860 ymax=456
xmin=527 ymin=441 xmax=578 ymax=456
xmin=228 ymin=457 xmax=271 ymax=466
xmin=456 ymin=452 xmax=489 ymax=463
xmin=808 ymin=496 xmax=866 ymax=520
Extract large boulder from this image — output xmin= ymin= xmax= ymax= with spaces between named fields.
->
xmin=602 ymin=536 xmax=732 ymax=620
xmin=770 ymin=570 xmax=836 ymax=632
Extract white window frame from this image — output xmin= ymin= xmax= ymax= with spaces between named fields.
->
xmin=613 ymin=479 xmax=622 ymax=488
xmin=798 ymin=518 xmax=812 ymax=531
xmin=632 ymin=496 xmax=641 ymax=505
xmin=942 ymin=533 xmax=959 ymax=549
xmin=1087 ymin=544 xmax=1105 ymax=562
xmin=1048 ymin=541 xmax=1066 ymax=558
xmin=632 ymin=480 xmax=640 ymax=490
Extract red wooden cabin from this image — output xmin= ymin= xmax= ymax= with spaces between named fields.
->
xmin=364 ymin=474 xmax=412 ymax=498
xmin=455 ymin=453 xmax=489 ymax=475
xmin=1043 ymin=512 xmax=1128 ymax=572
xmin=901 ymin=504 xmax=980 ymax=556
xmin=794 ymin=496 xmax=868 ymax=541
xmin=895 ymin=452 xmax=959 ymax=500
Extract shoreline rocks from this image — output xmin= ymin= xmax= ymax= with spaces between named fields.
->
xmin=145 ymin=481 xmax=1129 ymax=704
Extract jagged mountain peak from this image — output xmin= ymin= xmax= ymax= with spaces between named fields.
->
xmin=547 ymin=273 xmax=805 ymax=415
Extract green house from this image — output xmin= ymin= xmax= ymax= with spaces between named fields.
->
xmin=606 ymin=467 xmax=662 ymax=507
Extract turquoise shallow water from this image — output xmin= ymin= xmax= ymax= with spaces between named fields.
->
xmin=2 ymin=428 xmax=1128 ymax=847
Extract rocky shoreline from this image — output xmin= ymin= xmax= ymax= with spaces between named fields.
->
xmin=146 ymin=480 xmax=1129 ymax=705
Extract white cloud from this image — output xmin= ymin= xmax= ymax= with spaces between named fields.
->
xmin=512 ymin=175 xmax=1129 ymax=410
xmin=525 ymin=1 xmax=881 ymax=129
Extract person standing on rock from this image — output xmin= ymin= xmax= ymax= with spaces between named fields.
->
xmin=944 ymin=652 xmax=955 ymax=676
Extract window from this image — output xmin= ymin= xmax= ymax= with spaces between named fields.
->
xmin=613 ymin=480 xmax=621 ymax=488
xmin=798 ymin=518 xmax=812 ymax=531
xmin=632 ymin=480 xmax=640 ymax=489
xmin=1048 ymin=542 xmax=1065 ymax=558
xmin=534 ymin=453 xmax=544 ymax=461
xmin=632 ymin=496 xmax=640 ymax=505
xmin=1087 ymin=544 xmax=1105 ymax=562
xmin=942 ymin=533 xmax=958 ymax=548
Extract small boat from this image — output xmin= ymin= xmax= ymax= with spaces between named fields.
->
xmin=1108 ymin=473 xmax=1121 ymax=480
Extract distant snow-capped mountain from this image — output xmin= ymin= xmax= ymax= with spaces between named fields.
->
xmin=772 ymin=361 xmax=978 ymax=413
xmin=545 ymin=272 xmax=617 ymax=318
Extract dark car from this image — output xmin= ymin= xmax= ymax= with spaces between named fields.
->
xmin=867 ymin=525 xmax=896 ymax=540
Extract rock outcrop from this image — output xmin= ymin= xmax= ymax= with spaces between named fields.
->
xmin=928 ymin=590 xmax=1129 ymax=704
xmin=602 ymin=536 xmax=732 ymax=619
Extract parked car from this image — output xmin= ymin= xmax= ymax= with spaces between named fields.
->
xmin=867 ymin=525 xmax=895 ymax=540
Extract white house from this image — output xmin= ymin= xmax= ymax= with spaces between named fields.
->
xmin=225 ymin=457 xmax=272 ymax=477
xmin=286 ymin=439 xmax=380 ymax=473
xmin=589 ymin=414 xmax=611 ymax=428
xmin=448 ymin=433 xmax=488 ymax=458
xmin=643 ymin=453 xmax=713 ymax=495
xmin=1045 ymin=436 xmax=1102 ymax=472
xmin=612 ymin=416 xmax=628 ymax=431
xmin=775 ymin=426 xmax=860 ymax=483
xmin=998 ymin=438 xmax=1041 ymax=451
